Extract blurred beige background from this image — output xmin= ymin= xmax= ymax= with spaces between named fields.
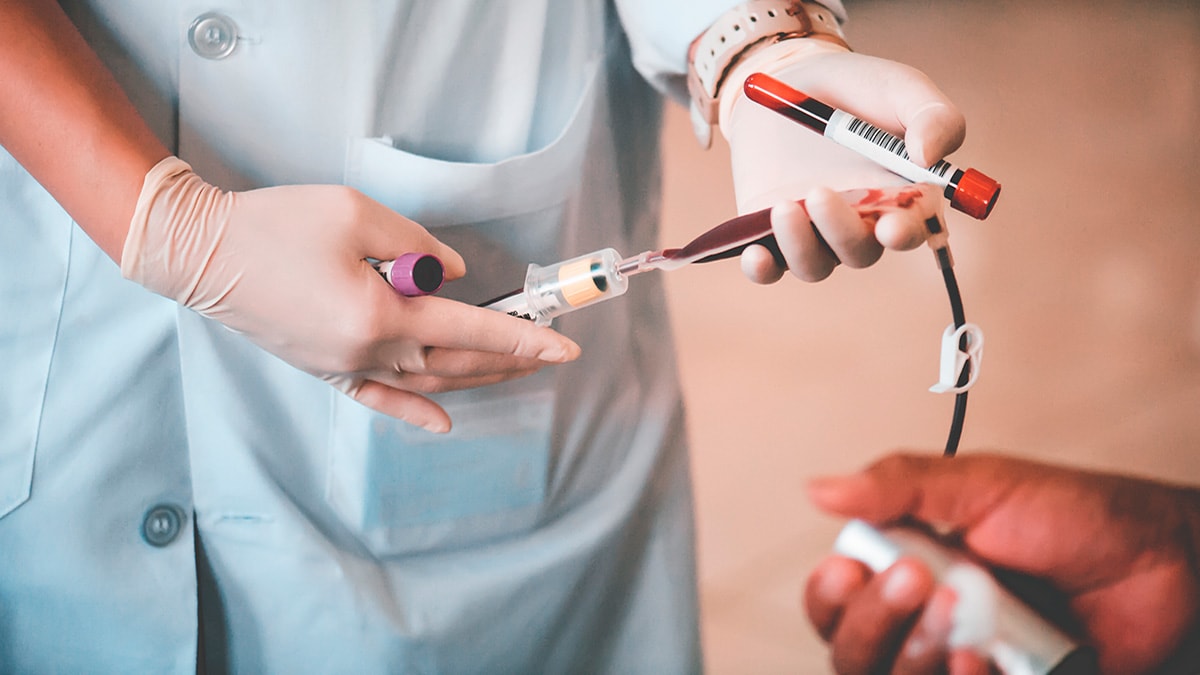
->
xmin=658 ymin=0 xmax=1200 ymax=671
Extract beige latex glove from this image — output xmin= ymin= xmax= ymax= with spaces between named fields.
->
xmin=122 ymin=157 xmax=580 ymax=432
xmin=720 ymin=38 xmax=967 ymax=283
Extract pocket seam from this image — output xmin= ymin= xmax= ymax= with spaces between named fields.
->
xmin=342 ymin=60 xmax=601 ymax=227
xmin=0 ymin=216 xmax=73 ymax=519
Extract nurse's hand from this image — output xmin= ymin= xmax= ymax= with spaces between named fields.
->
xmin=804 ymin=452 xmax=1200 ymax=675
xmin=121 ymin=157 xmax=581 ymax=432
xmin=718 ymin=38 xmax=966 ymax=283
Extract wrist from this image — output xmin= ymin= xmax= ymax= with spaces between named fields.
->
xmin=716 ymin=37 xmax=847 ymax=142
xmin=687 ymin=0 xmax=848 ymax=148
xmin=121 ymin=156 xmax=214 ymax=302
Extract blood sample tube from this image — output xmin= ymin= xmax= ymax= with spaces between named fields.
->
xmin=743 ymin=72 xmax=1001 ymax=220
xmin=373 ymin=252 xmax=445 ymax=296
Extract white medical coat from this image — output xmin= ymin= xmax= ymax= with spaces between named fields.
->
xmin=0 ymin=1 xmax=783 ymax=672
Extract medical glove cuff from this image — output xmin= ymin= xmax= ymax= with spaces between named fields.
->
xmin=121 ymin=155 xmax=233 ymax=311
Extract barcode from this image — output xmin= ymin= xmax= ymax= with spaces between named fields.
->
xmin=847 ymin=117 xmax=907 ymax=157
xmin=846 ymin=117 xmax=952 ymax=178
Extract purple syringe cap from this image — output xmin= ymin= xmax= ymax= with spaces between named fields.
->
xmin=390 ymin=252 xmax=445 ymax=296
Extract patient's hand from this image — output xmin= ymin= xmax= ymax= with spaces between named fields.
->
xmin=804 ymin=452 xmax=1200 ymax=674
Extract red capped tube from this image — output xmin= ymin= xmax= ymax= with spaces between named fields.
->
xmin=744 ymin=72 xmax=1001 ymax=220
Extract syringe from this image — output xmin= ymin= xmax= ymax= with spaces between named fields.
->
xmin=482 ymin=184 xmax=932 ymax=325
xmin=481 ymin=248 xmax=631 ymax=326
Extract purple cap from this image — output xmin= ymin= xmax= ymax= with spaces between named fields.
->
xmin=388 ymin=252 xmax=444 ymax=296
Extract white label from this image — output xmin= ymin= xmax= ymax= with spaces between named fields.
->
xmin=826 ymin=109 xmax=955 ymax=188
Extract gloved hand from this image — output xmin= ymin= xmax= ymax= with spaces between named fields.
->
xmin=718 ymin=38 xmax=967 ymax=283
xmin=122 ymin=156 xmax=581 ymax=432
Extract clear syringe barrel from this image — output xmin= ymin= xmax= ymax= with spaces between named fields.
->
xmin=483 ymin=248 xmax=629 ymax=326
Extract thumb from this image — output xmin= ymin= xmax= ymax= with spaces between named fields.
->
xmin=783 ymin=52 xmax=966 ymax=169
xmin=357 ymin=193 xmax=467 ymax=279
xmin=903 ymin=100 xmax=967 ymax=170
xmin=807 ymin=452 xmax=1022 ymax=532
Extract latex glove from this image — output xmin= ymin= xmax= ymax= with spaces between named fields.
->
xmin=805 ymin=452 xmax=1200 ymax=675
xmin=122 ymin=157 xmax=581 ymax=432
xmin=719 ymin=38 xmax=967 ymax=283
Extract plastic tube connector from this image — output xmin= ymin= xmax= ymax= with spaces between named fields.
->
xmin=484 ymin=248 xmax=630 ymax=326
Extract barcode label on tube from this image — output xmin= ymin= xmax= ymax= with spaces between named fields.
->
xmin=826 ymin=109 xmax=955 ymax=188
xmin=847 ymin=117 xmax=908 ymax=158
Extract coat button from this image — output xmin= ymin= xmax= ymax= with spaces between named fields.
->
xmin=142 ymin=504 xmax=186 ymax=547
xmin=188 ymin=12 xmax=239 ymax=60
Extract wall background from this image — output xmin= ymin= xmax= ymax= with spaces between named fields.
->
xmin=657 ymin=1 xmax=1200 ymax=671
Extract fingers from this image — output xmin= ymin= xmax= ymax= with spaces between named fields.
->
xmin=947 ymin=649 xmax=993 ymax=675
xmin=740 ymin=243 xmax=787 ymax=285
xmin=320 ymin=278 xmax=579 ymax=431
xmin=894 ymin=585 xmax=958 ymax=674
xmin=803 ymin=187 xmax=881 ymax=270
xmin=401 ymin=296 xmax=582 ymax=364
xmin=768 ymin=197 xmax=834 ymax=282
xmin=764 ymin=184 xmax=934 ymax=284
xmin=807 ymin=453 xmax=1046 ymax=567
xmin=796 ymin=52 xmax=966 ymax=168
xmin=365 ymin=359 xmax=542 ymax=394
xmin=334 ymin=359 xmax=542 ymax=432
xmin=808 ymin=555 xmax=980 ymax=675
xmin=353 ymin=381 xmax=452 ymax=432
xmin=806 ymin=556 xmax=873 ymax=641
xmin=424 ymin=296 xmax=583 ymax=362
xmin=904 ymin=101 xmax=967 ymax=170
xmin=331 ymin=355 xmax=544 ymax=433
xmin=807 ymin=453 xmax=999 ymax=529
xmin=820 ymin=557 xmax=940 ymax=672
xmin=419 ymin=347 xmax=546 ymax=379
xmin=326 ymin=375 xmax=452 ymax=433
xmin=352 ymin=190 xmax=468 ymax=278
xmin=873 ymin=183 xmax=944 ymax=251
xmin=338 ymin=207 xmax=581 ymax=368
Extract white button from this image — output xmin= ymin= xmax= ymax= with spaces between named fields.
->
xmin=142 ymin=504 xmax=185 ymax=547
xmin=188 ymin=12 xmax=239 ymax=60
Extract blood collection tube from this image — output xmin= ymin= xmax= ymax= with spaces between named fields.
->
xmin=373 ymin=252 xmax=445 ymax=296
xmin=743 ymin=72 xmax=1001 ymax=220
xmin=482 ymin=248 xmax=629 ymax=326
xmin=835 ymin=520 xmax=1098 ymax=675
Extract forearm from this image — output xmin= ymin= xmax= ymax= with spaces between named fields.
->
xmin=0 ymin=0 xmax=169 ymax=261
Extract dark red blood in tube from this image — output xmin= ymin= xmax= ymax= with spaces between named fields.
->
xmin=671 ymin=186 xmax=928 ymax=266
xmin=743 ymin=72 xmax=834 ymax=134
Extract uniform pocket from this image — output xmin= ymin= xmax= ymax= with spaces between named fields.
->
xmin=343 ymin=60 xmax=598 ymax=229
xmin=327 ymin=62 xmax=599 ymax=557
xmin=0 ymin=151 xmax=71 ymax=518
xmin=326 ymin=377 xmax=557 ymax=556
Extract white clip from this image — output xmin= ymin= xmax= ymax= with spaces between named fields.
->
xmin=930 ymin=323 xmax=984 ymax=394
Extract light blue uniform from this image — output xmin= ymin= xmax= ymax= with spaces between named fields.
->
xmin=0 ymin=1 xmax=762 ymax=672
